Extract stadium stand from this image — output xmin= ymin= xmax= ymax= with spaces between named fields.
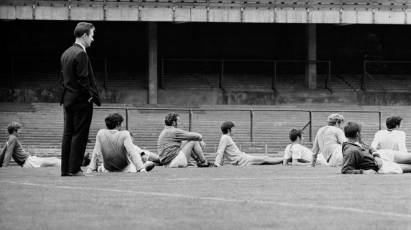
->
xmin=161 ymin=73 xmax=219 ymax=89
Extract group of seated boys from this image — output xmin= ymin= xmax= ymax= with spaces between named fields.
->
xmin=1 ymin=112 xmax=411 ymax=174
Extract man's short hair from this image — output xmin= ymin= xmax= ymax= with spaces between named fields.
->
xmin=105 ymin=113 xmax=124 ymax=129
xmin=327 ymin=113 xmax=345 ymax=126
xmin=344 ymin=121 xmax=361 ymax=138
xmin=74 ymin=22 xmax=95 ymax=38
xmin=7 ymin=121 xmax=22 ymax=134
xmin=289 ymin=129 xmax=302 ymax=142
xmin=165 ymin=112 xmax=179 ymax=126
xmin=386 ymin=116 xmax=402 ymax=129
xmin=221 ymin=121 xmax=235 ymax=134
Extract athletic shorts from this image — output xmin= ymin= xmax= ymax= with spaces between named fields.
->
xmin=22 ymin=156 xmax=60 ymax=168
xmin=99 ymin=162 xmax=137 ymax=173
xmin=166 ymin=151 xmax=188 ymax=168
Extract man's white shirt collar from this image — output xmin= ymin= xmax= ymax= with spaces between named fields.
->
xmin=75 ymin=42 xmax=86 ymax=52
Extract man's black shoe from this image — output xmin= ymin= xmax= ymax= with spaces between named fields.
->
xmin=69 ymin=171 xmax=85 ymax=176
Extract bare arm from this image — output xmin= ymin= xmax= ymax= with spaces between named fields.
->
xmin=174 ymin=129 xmax=202 ymax=142
xmin=87 ymin=134 xmax=102 ymax=172
xmin=124 ymin=133 xmax=144 ymax=171
xmin=311 ymin=135 xmax=320 ymax=167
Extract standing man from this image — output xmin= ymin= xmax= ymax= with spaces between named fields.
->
xmin=60 ymin=22 xmax=101 ymax=176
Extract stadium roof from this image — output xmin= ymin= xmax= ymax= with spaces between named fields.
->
xmin=1 ymin=0 xmax=411 ymax=24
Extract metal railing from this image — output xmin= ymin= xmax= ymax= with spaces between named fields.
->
xmin=95 ymin=107 xmax=381 ymax=142
xmin=362 ymin=60 xmax=411 ymax=91
xmin=4 ymin=56 xmax=108 ymax=90
xmin=160 ymin=58 xmax=332 ymax=91
xmin=4 ymin=56 xmax=331 ymax=92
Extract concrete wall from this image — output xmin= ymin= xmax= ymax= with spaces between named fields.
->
xmin=4 ymin=85 xmax=411 ymax=105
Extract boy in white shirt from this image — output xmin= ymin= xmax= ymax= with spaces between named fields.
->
xmin=371 ymin=116 xmax=411 ymax=164
xmin=283 ymin=129 xmax=327 ymax=166
xmin=214 ymin=121 xmax=283 ymax=167
xmin=312 ymin=113 xmax=347 ymax=167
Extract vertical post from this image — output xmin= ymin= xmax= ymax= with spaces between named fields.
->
xmin=326 ymin=61 xmax=331 ymax=89
xmin=125 ymin=108 xmax=129 ymax=130
xmin=189 ymin=109 xmax=193 ymax=132
xmin=159 ymin=59 xmax=164 ymax=89
xmin=104 ymin=58 xmax=108 ymax=89
xmin=265 ymin=144 xmax=268 ymax=155
xmin=219 ymin=59 xmax=224 ymax=90
xmin=148 ymin=22 xmax=158 ymax=104
xmin=306 ymin=24 xmax=317 ymax=89
xmin=272 ymin=61 xmax=277 ymax=90
xmin=250 ymin=110 xmax=254 ymax=143
xmin=378 ymin=112 xmax=381 ymax=130
xmin=309 ymin=111 xmax=312 ymax=142
xmin=362 ymin=61 xmax=367 ymax=91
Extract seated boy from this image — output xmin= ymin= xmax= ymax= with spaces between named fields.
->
xmin=214 ymin=121 xmax=283 ymax=167
xmin=283 ymin=129 xmax=327 ymax=166
xmin=342 ymin=121 xmax=411 ymax=174
xmin=0 ymin=122 xmax=61 ymax=168
xmin=86 ymin=113 xmax=158 ymax=173
xmin=158 ymin=112 xmax=212 ymax=168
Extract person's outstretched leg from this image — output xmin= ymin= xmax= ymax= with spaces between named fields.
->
xmin=398 ymin=163 xmax=411 ymax=173
xmin=247 ymin=155 xmax=283 ymax=165
xmin=39 ymin=157 xmax=61 ymax=167
xmin=394 ymin=152 xmax=411 ymax=164
xmin=142 ymin=151 xmax=161 ymax=164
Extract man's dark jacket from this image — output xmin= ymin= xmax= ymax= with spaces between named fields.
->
xmin=60 ymin=43 xmax=100 ymax=108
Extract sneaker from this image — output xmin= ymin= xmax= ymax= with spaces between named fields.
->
xmin=197 ymin=161 xmax=214 ymax=168
xmin=144 ymin=161 xmax=156 ymax=172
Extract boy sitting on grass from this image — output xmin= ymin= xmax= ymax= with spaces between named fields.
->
xmin=342 ymin=121 xmax=411 ymax=174
xmin=0 ymin=122 xmax=61 ymax=168
xmin=283 ymin=129 xmax=327 ymax=166
xmin=214 ymin=121 xmax=283 ymax=167
xmin=86 ymin=113 xmax=157 ymax=173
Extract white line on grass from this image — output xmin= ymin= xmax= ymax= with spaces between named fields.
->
xmin=1 ymin=180 xmax=411 ymax=220
xmin=166 ymin=175 xmax=341 ymax=181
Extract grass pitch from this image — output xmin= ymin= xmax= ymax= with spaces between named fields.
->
xmin=1 ymin=165 xmax=411 ymax=230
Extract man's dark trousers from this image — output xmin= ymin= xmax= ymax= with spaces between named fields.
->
xmin=61 ymin=102 xmax=93 ymax=175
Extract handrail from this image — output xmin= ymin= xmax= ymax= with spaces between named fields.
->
xmin=7 ymin=55 xmax=109 ymax=90
xmin=160 ymin=58 xmax=332 ymax=91
xmin=362 ymin=59 xmax=411 ymax=91
xmin=94 ymin=107 xmax=382 ymax=143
